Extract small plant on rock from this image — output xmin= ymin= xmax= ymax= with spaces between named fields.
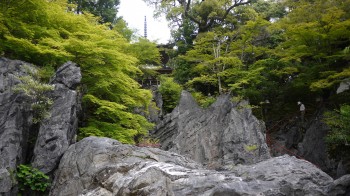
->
xmin=16 ymin=164 xmax=50 ymax=193
xmin=245 ymin=144 xmax=258 ymax=152
xmin=137 ymin=137 xmax=161 ymax=148
xmin=14 ymin=64 xmax=54 ymax=123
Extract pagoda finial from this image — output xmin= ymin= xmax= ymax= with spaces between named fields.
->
xmin=144 ymin=16 xmax=147 ymax=39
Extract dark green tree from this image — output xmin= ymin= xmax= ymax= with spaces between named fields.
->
xmin=68 ymin=0 xmax=120 ymax=24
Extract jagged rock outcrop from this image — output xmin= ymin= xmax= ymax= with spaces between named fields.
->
xmin=0 ymin=58 xmax=81 ymax=195
xmin=152 ymin=91 xmax=270 ymax=168
xmin=0 ymin=58 xmax=34 ymax=195
xmin=31 ymin=61 xmax=81 ymax=174
xmin=50 ymin=136 xmax=350 ymax=195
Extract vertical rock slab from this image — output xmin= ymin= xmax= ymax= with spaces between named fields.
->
xmin=152 ymin=91 xmax=270 ymax=168
xmin=0 ymin=58 xmax=34 ymax=195
xmin=298 ymin=117 xmax=336 ymax=176
xmin=31 ymin=62 xmax=81 ymax=174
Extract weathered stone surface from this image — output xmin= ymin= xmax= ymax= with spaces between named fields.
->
xmin=152 ymin=91 xmax=270 ymax=168
xmin=50 ymin=136 xmax=201 ymax=196
xmin=50 ymin=136 xmax=350 ymax=196
xmin=336 ymin=79 xmax=350 ymax=94
xmin=148 ymin=86 xmax=163 ymax=123
xmin=31 ymin=61 xmax=81 ymax=174
xmin=0 ymin=58 xmax=34 ymax=195
xmin=232 ymin=155 xmax=334 ymax=195
xmin=51 ymin=61 xmax=81 ymax=89
xmin=327 ymin=174 xmax=350 ymax=196
xmin=270 ymin=113 xmax=340 ymax=177
xmin=298 ymin=117 xmax=337 ymax=176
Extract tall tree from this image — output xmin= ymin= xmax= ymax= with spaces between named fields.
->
xmin=273 ymin=0 xmax=350 ymax=92
xmin=68 ymin=0 xmax=120 ymax=24
xmin=144 ymin=0 xmax=255 ymax=34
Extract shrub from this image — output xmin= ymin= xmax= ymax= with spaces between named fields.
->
xmin=191 ymin=91 xmax=216 ymax=108
xmin=14 ymin=64 xmax=54 ymax=123
xmin=324 ymin=105 xmax=350 ymax=157
xmin=158 ymin=76 xmax=182 ymax=113
xmin=16 ymin=165 xmax=50 ymax=193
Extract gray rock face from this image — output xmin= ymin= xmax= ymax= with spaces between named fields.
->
xmin=147 ymin=86 xmax=163 ymax=123
xmin=298 ymin=117 xmax=337 ymax=176
xmin=270 ymin=113 xmax=340 ymax=177
xmin=32 ymin=61 xmax=81 ymax=174
xmin=0 ymin=58 xmax=34 ymax=195
xmin=0 ymin=58 xmax=82 ymax=195
xmin=336 ymin=79 xmax=350 ymax=94
xmin=50 ymin=136 xmax=350 ymax=196
xmin=152 ymin=91 xmax=270 ymax=168
xmin=51 ymin=61 xmax=81 ymax=89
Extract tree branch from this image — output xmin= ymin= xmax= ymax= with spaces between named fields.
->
xmin=215 ymin=0 xmax=251 ymax=22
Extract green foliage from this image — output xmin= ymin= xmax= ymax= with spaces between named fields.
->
xmin=245 ymin=144 xmax=258 ymax=152
xmin=167 ymin=0 xmax=350 ymax=126
xmin=81 ymin=94 xmax=154 ymax=144
xmin=14 ymin=65 xmax=54 ymax=124
xmin=16 ymin=164 xmax=50 ymax=193
xmin=324 ymin=105 xmax=350 ymax=148
xmin=37 ymin=65 xmax=55 ymax=83
xmin=158 ymin=76 xmax=183 ymax=113
xmin=0 ymin=0 xmax=155 ymax=143
xmin=182 ymin=13 xmax=271 ymax=96
xmin=191 ymin=91 xmax=216 ymax=108
xmin=273 ymin=0 xmax=350 ymax=91
xmin=145 ymin=0 xmax=254 ymax=33
xmin=127 ymin=38 xmax=161 ymax=66
xmin=113 ymin=18 xmax=135 ymax=41
xmin=68 ymin=0 xmax=120 ymax=24
xmin=137 ymin=137 xmax=161 ymax=148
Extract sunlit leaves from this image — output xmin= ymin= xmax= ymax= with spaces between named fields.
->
xmin=0 ymin=0 xmax=155 ymax=143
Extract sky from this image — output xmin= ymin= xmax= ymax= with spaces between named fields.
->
xmin=118 ymin=0 xmax=171 ymax=44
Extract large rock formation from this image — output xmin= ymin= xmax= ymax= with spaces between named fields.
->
xmin=0 ymin=58 xmax=34 ymax=195
xmin=298 ymin=116 xmax=337 ymax=176
xmin=0 ymin=58 xmax=81 ymax=195
xmin=268 ymin=112 xmax=346 ymax=178
xmin=152 ymin=91 xmax=270 ymax=168
xmin=31 ymin=61 xmax=81 ymax=174
xmin=50 ymin=136 xmax=350 ymax=195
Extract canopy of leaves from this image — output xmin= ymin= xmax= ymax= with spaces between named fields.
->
xmin=273 ymin=0 xmax=350 ymax=92
xmin=167 ymin=0 xmax=349 ymax=113
xmin=144 ymin=0 xmax=254 ymax=33
xmin=68 ymin=0 xmax=120 ymax=24
xmin=0 ymin=0 xmax=155 ymax=144
xmin=127 ymin=38 xmax=161 ymax=66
